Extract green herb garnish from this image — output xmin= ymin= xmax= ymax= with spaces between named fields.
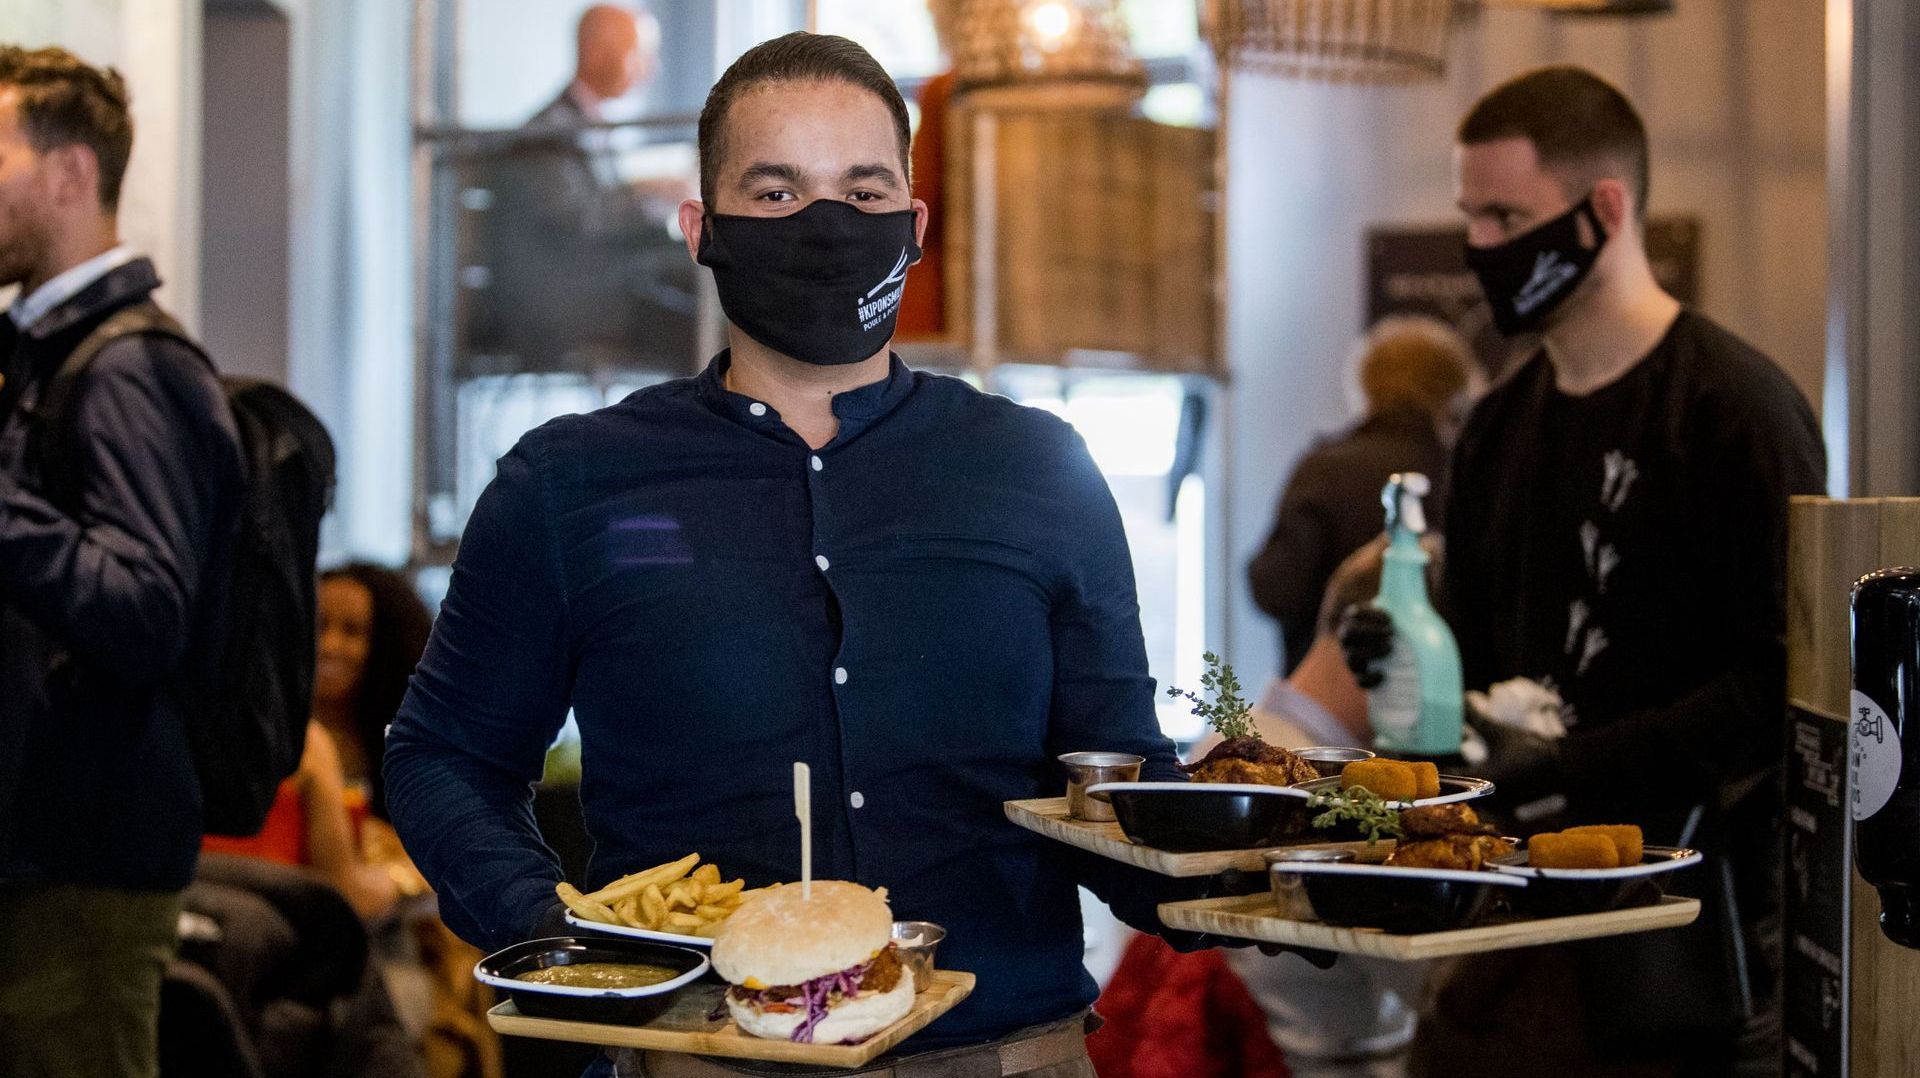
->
xmin=1166 ymin=652 xmax=1254 ymax=741
xmin=1306 ymin=787 xmax=1403 ymax=846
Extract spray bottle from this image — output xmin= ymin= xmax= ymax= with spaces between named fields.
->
xmin=1367 ymin=473 xmax=1464 ymax=756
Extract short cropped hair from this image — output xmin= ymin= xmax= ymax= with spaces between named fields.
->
xmin=697 ymin=32 xmax=910 ymax=208
xmin=0 ymin=45 xmax=133 ymax=210
xmin=1458 ymin=65 xmax=1649 ymax=216
xmin=1356 ymin=315 xmax=1472 ymax=418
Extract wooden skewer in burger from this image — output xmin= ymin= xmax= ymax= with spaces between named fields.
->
xmin=710 ymin=764 xmax=913 ymax=1044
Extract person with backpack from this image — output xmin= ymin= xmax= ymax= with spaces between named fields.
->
xmin=0 ymin=45 xmax=321 ymax=1078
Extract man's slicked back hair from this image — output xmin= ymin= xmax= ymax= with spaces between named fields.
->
xmin=0 ymin=45 xmax=133 ymax=210
xmin=697 ymin=32 xmax=910 ymax=208
xmin=1458 ymin=65 xmax=1649 ymax=217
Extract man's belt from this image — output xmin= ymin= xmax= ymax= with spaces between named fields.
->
xmin=615 ymin=1012 xmax=1091 ymax=1078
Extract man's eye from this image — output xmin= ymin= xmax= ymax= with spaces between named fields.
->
xmin=848 ymin=191 xmax=882 ymax=203
xmin=757 ymin=190 xmax=795 ymax=203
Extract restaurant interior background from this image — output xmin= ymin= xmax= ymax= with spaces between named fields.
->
xmin=7 ymin=0 xmax=1920 ymax=997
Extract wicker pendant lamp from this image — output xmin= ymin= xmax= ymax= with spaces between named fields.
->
xmin=1207 ymin=0 xmax=1463 ymax=83
xmin=951 ymin=0 xmax=1147 ymax=106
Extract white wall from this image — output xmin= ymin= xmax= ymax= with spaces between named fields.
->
xmin=0 ymin=0 xmax=202 ymax=327
xmin=1221 ymin=1 xmax=1828 ymax=679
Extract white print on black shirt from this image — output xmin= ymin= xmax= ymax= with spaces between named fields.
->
xmin=1579 ymin=522 xmax=1622 ymax=595
xmin=1560 ymin=451 xmax=1639 ymax=689
xmin=1602 ymin=451 xmax=1639 ymax=513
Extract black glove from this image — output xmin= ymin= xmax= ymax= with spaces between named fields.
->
xmin=1182 ymin=869 xmax=1338 ymax=968
xmin=1335 ymin=604 xmax=1395 ymax=689
xmin=529 ymin=897 xmax=571 ymax=941
xmin=1463 ymin=705 xmax=1564 ymax=804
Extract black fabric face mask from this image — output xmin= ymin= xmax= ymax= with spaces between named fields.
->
xmin=697 ymin=199 xmax=920 ymax=367
xmin=1463 ymin=195 xmax=1608 ymax=336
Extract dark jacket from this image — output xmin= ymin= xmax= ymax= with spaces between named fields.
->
xmin=0 ymin=257 xmax=244 ymax=892
xmin=1248 ymin=407 xmax=1450 ymax=673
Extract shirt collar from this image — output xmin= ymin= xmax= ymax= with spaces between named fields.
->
xmin=10 ymin=244 xmax=139 ymax=331
xmin=565 ymin=79 xmax=606 ymax=123
xmin=695 ymin=350 xmax=917 ymax=444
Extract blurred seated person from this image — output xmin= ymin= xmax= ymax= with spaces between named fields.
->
xmin=1249 ymin=316 xmax=1471 ymax=676
xmin=480 ymin=3 xmax=696 ymax=369
xmin=202 ymin=721 xmax=402 ymax=921
xmin=1099 ymin=544 xmax=1428 ymax=1078
xmin=310 ymin=564 xmax=434 ymax=823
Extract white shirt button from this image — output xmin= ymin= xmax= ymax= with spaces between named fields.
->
xmin=850 ymin=791 xmax=865 ymax=809
xmin=749 ymin=402 xmax=767 ymax=417
xmin=815 ymin=555 xmax=830 ymax=571
xmin=810 ymin=455 xmax=823 ymax=472
xmin=834 ymin=667 xmax=848 ymax=685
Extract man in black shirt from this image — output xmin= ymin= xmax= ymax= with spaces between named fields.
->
xmin=1348 ymin=67 xmax=1825 ymax=1076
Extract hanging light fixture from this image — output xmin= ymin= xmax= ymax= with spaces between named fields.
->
xmin=1207 ymin=0 xmax=1463 ymax=84
xmin=952 ymin=0 xmax=1146 ymax=104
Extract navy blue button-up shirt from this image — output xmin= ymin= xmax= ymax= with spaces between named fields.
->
xmin=386 ymin=352 xmax=1191 ymax=1048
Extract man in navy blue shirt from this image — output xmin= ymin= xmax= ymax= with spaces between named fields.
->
xmin=388 ymin=32 xmax=1196 ymax=1076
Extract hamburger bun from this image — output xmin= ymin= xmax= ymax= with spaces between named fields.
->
xmin=712 ymin=880 xmax=892 ymax=989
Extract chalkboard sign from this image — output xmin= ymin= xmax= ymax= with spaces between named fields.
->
xmin=1783 ymin=705 xmax=1850 ymax=1078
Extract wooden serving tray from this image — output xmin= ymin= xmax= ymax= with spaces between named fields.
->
xmin=1158 ymin=893 xmax=1700 ymax=961
xmin=486 ymin=969 xmax=975 ymax=1067
xmin=1005 ymin=797 xmax=1391 ymax=877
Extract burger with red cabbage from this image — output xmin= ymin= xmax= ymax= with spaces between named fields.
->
xmin=710 ymin=880 xmax=913 ymax=1044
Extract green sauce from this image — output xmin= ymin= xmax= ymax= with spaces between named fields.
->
xmin=515 ymin=962 xmax=681 ymax=989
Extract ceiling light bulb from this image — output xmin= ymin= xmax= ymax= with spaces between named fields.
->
xmin=1025 ymin=1 xmax=1074 ymax=51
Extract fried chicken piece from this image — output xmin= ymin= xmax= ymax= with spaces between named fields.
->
xmin=1400 ymin=803 xmax=1496 ymax=838
xmin=1388 ymin=833 xmax=1516 ymax=871
xmin=1183 ymin=736 xmax=1319 ymax=786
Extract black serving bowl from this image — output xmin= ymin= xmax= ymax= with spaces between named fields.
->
xmin=474 ymin=936 xmax=709 ymax=1024
xmin=1088 ymin=781 xmax=1314 ymax=852
xmin=1268 ymin=858 xmax=1526 ymax=934
xmin=1488 ymin=845 xmax=1703 ymax=917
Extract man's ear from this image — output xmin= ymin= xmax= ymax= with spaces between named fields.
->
xmin=1590 ymin=177 xmax=1633 ymax=242
xmin=678 ymin=198 xmax=707 ymax=262
xmin=47 ymin=143 xmax=100 ymax=210
xmin=910 ymin=198 xmax=929 ymax=258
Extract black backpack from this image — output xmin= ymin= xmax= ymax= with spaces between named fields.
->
xmin=35 ymin=301 xmax=336 ymax=836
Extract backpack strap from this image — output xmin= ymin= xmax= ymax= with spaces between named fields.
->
xmin=31 ymin=300 xmax=209 ymax=511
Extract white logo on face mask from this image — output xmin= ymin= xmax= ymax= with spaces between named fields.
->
xmin=1514 ymin=251 xmax=1579 ymax=316
xmin=856 ymin=248 xmax=910 ymax=331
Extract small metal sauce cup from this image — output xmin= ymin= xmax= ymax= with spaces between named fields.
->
xmin=1265 ymin=847 xmax=1357 ymax=920
xmin=1058 ymin=752 xmax=1144 ymax=821
xmin=1292 ymin=746 xmax=1375 ymax=779
xmin=890 ymin=921 xmax=946 ymax=992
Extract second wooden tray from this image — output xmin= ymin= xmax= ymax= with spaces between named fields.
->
xmin=1005 ymin=797 xmax=1391 ymax=876
xmin=487 ymin=969 xmax=975 ymax=1067
xmin=1158 ymin=893 xmax=1701 ymax=961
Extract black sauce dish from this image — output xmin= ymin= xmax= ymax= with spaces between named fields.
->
xmin=474 ymin=936 xmax=710 ymax=1024
xmin=1088 ymin=781 xmax=1315 ymax=852
xmin=1265 ymin=849 xmax=1526 ymax=934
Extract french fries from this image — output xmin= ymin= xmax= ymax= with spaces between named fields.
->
xmin=558 ymin=854 xmax=766 ymax=938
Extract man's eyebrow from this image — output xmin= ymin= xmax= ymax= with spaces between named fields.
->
xmin=737 ymin=161 xmax=804 ymax=188
xmin=843 ymin=162 xmax=902 ymax=189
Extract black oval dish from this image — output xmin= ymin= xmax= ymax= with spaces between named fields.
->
xmin=474 ymin=936 xmax=709 ymax=1024
xmin=1488 ymin=845 xmax=1703 ymax=917
xmin=1088 ymin=782 xmax=1314 ymax=851
xmin=1270 ymin=860 xmax=1526 ymax=934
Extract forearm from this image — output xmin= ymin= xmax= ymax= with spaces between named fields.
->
xmin=1560 ymin=654 xmax=1783 ymax=814
xmin=0 ymin=480 xmax=192 ymax=681
xmin=386 ymin=729 xmax=567 ymax=952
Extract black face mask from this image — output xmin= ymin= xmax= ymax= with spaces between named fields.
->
xmin=1463 ymin=195 xmax=1607 ymax=336
xmin=697 ymin=199 xmax=921 ymax=367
